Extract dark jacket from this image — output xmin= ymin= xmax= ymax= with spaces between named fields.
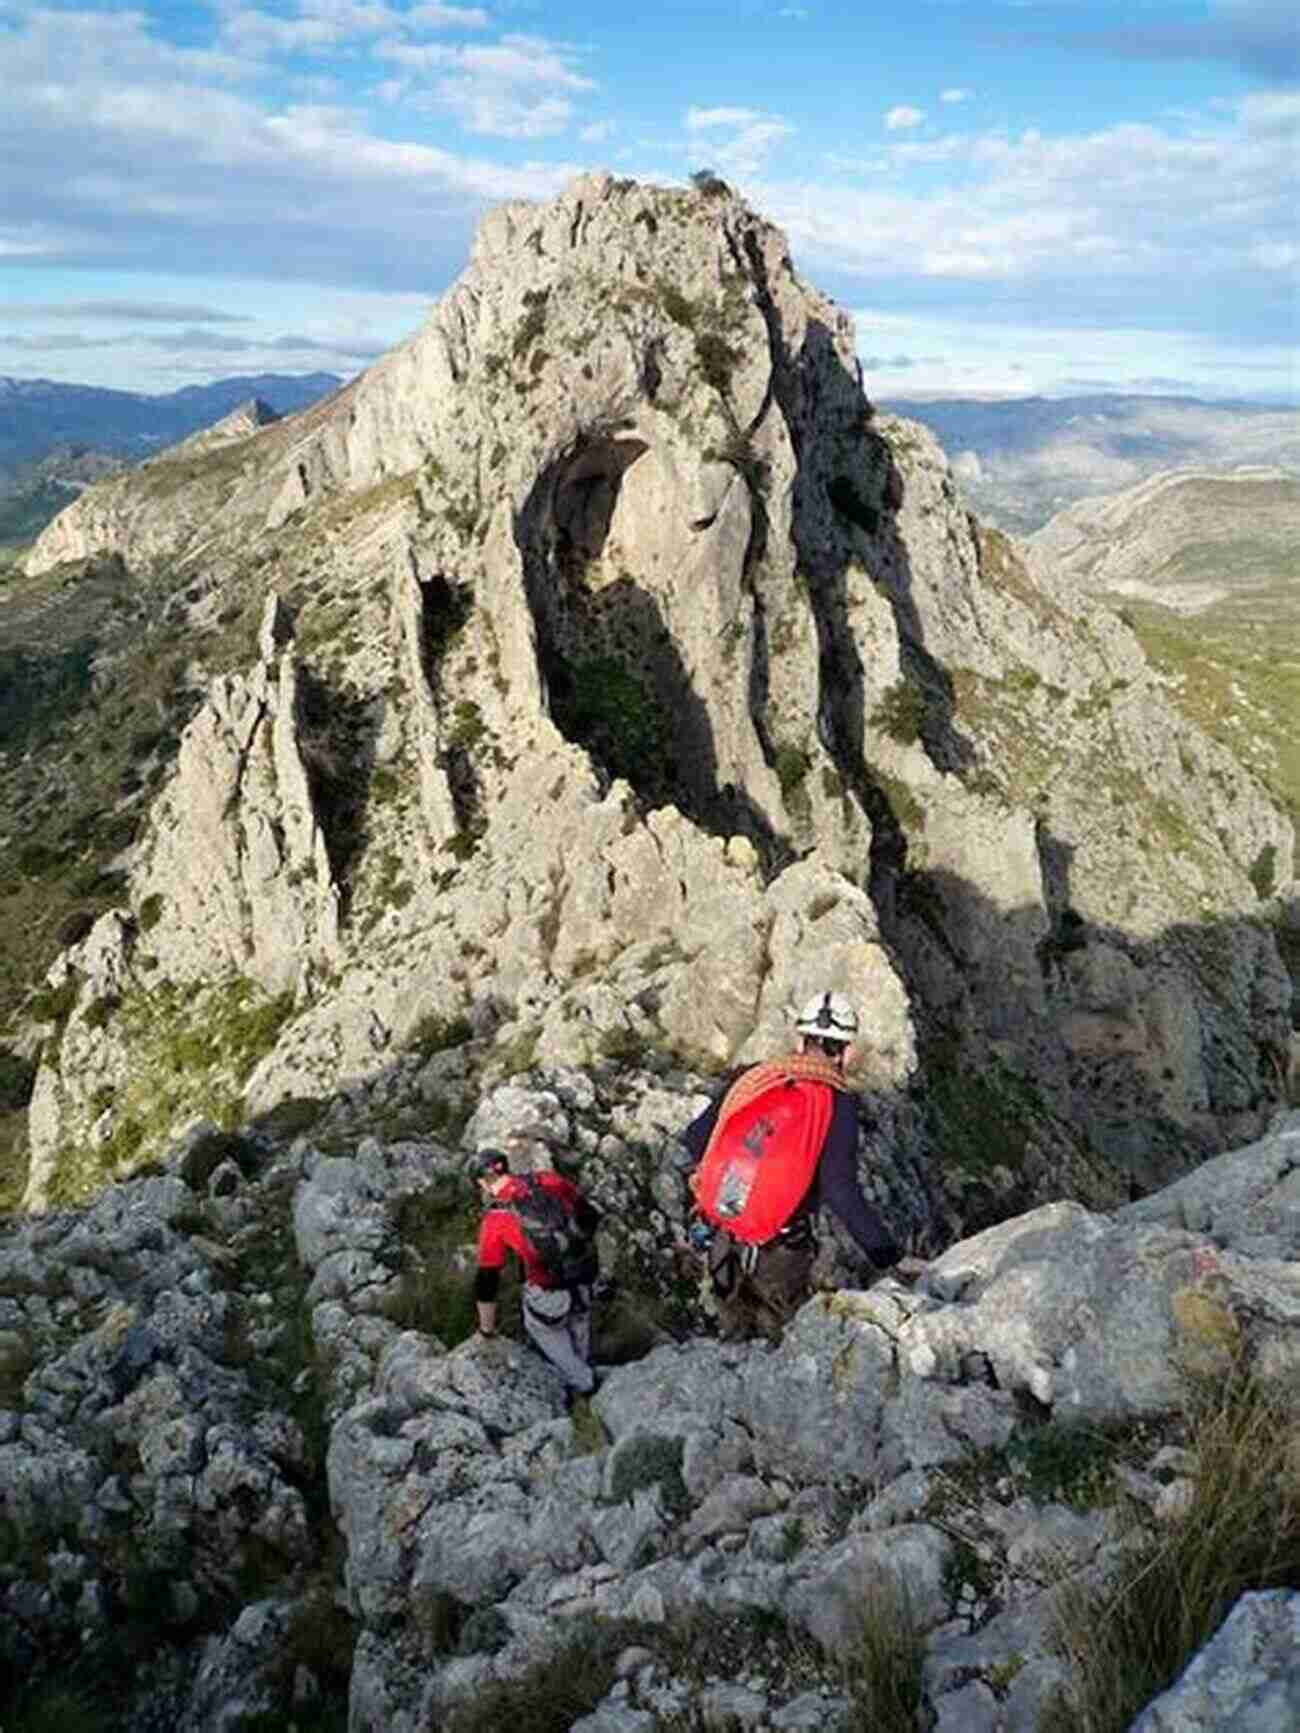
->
xmin=681 ymin=1080 xmax=899 ymax=1269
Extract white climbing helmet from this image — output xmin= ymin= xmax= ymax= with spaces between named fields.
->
xmin=794 ymin=989 xmax=859 ymax=1045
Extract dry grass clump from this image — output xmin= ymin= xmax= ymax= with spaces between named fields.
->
xmin=1044 ymin=1365 xmax=1300 ymax=1731
xmin=840 ymin=1574 xmax=926 ymax=1733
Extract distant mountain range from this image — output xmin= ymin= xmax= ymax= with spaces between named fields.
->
xmin=0 ymin=372 xmax=343 ymax=476
xmin=880 ymin=393 xmax=1300 ymax=533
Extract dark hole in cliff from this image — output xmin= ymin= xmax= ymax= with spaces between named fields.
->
xmin=517 ymin=436 xmax=734 ymax=830
xmin=416 ymin=571 xmax=472 ymax=688
xmin=552 ymin=436 xmax=648 ymax=570
xmin=515 ymin=434 xmax=786 ymax=870
xmin=443 ymin=737 xmax=483 ymax=843
xmin=296 ymin=665 xmax=377 ymax=910
xmin=548 ymin=648 xmax=680 ymax=809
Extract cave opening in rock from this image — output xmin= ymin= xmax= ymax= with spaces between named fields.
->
xmin=519 ymin=435 xmax=722 ymax=823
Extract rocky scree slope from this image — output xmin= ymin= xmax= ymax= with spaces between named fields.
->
xmin=2 ymin=1094 xmax=1298 ymax=1730
xmin=12 ymin=172 xmax=1297 ymax=1221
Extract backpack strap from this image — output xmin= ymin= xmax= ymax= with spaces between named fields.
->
xmin=695 ymin=1053 xmax=848 ymax=1174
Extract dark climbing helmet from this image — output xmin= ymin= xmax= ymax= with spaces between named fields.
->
xmin=470 ymin=1147 xmax=511 ymax=1178
xmin=794 ymin=989 xmax=859 ymax=1046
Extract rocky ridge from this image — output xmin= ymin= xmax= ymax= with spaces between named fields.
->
xmin=2 ymin=1087 xmax=1297 ymax=1729
xmin=1027 ymin=468 xmax=1300 ymax=614
xmin=11 ymin=172 xmax=1298 ymax=1234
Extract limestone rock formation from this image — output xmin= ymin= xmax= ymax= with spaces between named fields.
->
xmin=14 ymin=172 xmax=1296 ymax=1213
xmin=1127 ymin=1590 xmax=1300 ymax=1731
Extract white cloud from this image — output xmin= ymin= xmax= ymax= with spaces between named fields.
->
xmin=940 ymin=87 xmax=972 ymax=104
xmin=1 ymin=274 xmax=434 ymax=389
xmin=4 ymin=299 xmax=251 ymax=322
xmin=850 ymin=304 xmax=1300 ymax=399
xmin=579 ymin=120 xmax=614 ymax=143
xmin=686 ymin=106 xmax=768 ymax=131
xmin=1240 ymin=89 xmax=1300 ymax=132
xmin=884 ymin=105 xmax=925 ymax=131
xmin=216 ymin=0 xmax=488 ymax=55
xmin=0 ymin=9 xmax=580 ymax=289
xmin=754 ymin=102 xmax=1300 ymax=314
xmin=407 ymin=2 xmax=489 ymax=25
xmin=219 ymin=8 xmax=344 ymax=56
xmin=0 ymin=233 xmax=60 ymax=258
xmin=683 ymin=105 xmax=794 ymax=177
xmin=375 ymin=33 xmax=596 ymax=137
xmin=1251 ymin=240 xmax=1299 ymax=270
xmin=889 ymin=134 xmax=975 ymax=164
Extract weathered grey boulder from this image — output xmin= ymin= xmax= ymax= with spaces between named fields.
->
xmin=1127 ymin=1589 xmax=1300 ymax=1731
xmin=900 ymin=1200 xmax=1298 ymax=1422
xmin=784 ymin=1522 xmax=952 ymax=1658
xmin=1119 ymin=1109 xmax=1300 ymax=1261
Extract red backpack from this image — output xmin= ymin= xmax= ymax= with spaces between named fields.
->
xmin=690 ymin=1063 xmax=837 ymax=1246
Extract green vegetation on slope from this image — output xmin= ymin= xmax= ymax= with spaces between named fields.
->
xmin=42 ymin=978 xmax=296 ymax=1207
xmin=0 ymin=534 xmax=276 ymax=1044
xmin=0 ymin=479 xmax=79 ymax=548
xmin=0 ymin=559 xmax=195 ymax=1034
xmin=1119 ymin=599 xmax=1300 ymax=865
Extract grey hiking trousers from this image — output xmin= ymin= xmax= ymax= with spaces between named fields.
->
xmin=522 ymin=1282 xmax=594 ymax=1393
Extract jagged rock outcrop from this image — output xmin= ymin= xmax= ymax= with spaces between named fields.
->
xmin=16 ymin=172 xmax=1296 ymax=1215
xmin=182 ymin=396 xmax=280 ymax=453
xmin=135 ymin=593 xmax=339 ymax=993
xmin=3 ymin=1100 xmax=1296 ymax=1730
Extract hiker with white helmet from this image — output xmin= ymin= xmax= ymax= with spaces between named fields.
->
xmin=680 ymin=989 xmax=908 ymax=1339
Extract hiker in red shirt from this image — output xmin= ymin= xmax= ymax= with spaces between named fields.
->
xmin=682 ymin=989 xmax=913 ymax=1339
xmin=472 ymin=1147 xmax=601 ymax=1395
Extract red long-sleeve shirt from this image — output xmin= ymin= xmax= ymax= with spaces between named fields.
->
xmin=475 ymin=1171 xmax=583 ymax=1290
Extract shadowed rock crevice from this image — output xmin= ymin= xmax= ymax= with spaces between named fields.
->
xmin=413 ymin=570 xmax=472 ymax=694
xmin=409 ymin=568 xmax=484 ymax=849
xmin=295 ymin=665 xmax=379 ymax=917
xmin=737 ymin=313 xmax=916 ymax=919
xmin=828 ymin=427 xmax=976 ymax=778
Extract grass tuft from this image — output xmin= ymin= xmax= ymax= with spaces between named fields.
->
xmin=1043 ymin=1364 xmax=1300 ymax=1731
xmin=840 ymin=1575 xmax=926 ymax=1733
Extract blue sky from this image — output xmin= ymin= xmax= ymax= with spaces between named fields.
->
xmin=0 ymin=0 xmax=1296 ymax=399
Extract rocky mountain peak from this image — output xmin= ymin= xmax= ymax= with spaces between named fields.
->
xmin=186 ymin=394 xmax=281 ymax=450
xmin=10 ymin=172 xmax=1297 ymax=1227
